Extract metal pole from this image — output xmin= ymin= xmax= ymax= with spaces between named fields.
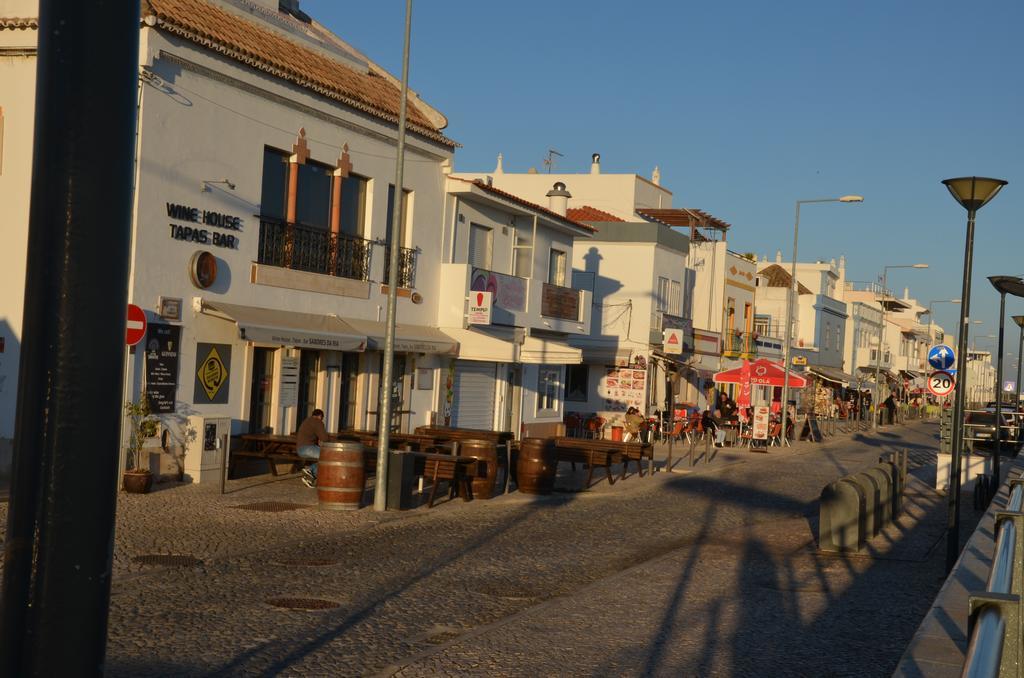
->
xmin=666 ymin=369 xmax=674 ymax=472
xmin=992 ymin=292 xmax=1006 ymax=492
xmin=947 ymin=208 xmax=977 ymax=572
xmin=874 ymin=270 xmax=887 ymax=430
xmin=0 ymin=1 xmax=140 ymax=674
xmin=1015 ymin=324 xmax=1023 ymax=430
xmin=374 ymin=0 xmax=413 ymax=511
xmin=780 ymin=201 xmax=800 ymax=449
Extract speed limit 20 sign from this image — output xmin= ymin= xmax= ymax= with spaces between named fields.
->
xmin=928 ymin=370 xmax=956 ymax=397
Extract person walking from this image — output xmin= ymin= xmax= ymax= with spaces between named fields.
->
xmin=296 ymin=408 xmax=329 ymax=487
xmin=882 ymin=394 xmax=897 ymax=426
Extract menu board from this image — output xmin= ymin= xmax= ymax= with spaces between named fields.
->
xmin=144 ymin=323 xmax=181 ymax=414
xmin=753 ymin=406 xmax=770 ymax=440
xmin=599 ymin=366 xmax=647 ymax=412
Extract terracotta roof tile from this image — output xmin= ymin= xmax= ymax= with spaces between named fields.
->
xmin=758 ymin=264 xmax=812 ymax=295
xmin=143 ymin=0 xmax=456 ymax=147
xmin=567 ymin=206 xmax=624 ymax=222
xmin=449 ymin=177 xmax=596 ymax=234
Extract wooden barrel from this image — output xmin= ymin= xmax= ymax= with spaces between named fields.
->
xmin=317 ymin=441 xmax=365 ymax=510
xmin=459 ymin=438 xmax=499 ymax=499
xmin=516 ymin=437 xmax=556 ymax=495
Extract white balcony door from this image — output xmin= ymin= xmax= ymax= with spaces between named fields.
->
xmin=469 ymin=223 xmax=493 ymax=270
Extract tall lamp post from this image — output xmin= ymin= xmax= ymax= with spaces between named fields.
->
xmin=986 ymin=276 xmax=1024 ymax=490
xmin=941 ymin=176 xmax=1008 ymax=572
xmin=1013 ymin=315 xmax=1024 ymax=422
xmin=872 ymin=264 xmax=929 ymax=429
xmin=780 ymin=195 xmax=863 ymax=445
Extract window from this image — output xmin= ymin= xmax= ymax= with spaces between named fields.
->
xmin=754 ymin=315 xmax=772 ymax=337
xmin=537 ymin=367 xmax=560 ymax=413
xmin=565 ymin=365 xmax=588 ymax=402
xmin=385 ymin=184 xmax=411 ymax=246
xmin=297 ymin=351 xmax=319 ymax=422
xmin=744 ymin=302 xmax=752 ymax=333
xmin=548 ymin=249 xmax=567 ymax=286
xmin=260 ymin=147 xmax=289 ymax=219
xmin=295 ymin=160 xmax=333 ymax=229
xmin=670 ymin=281 xmax=682 ymax=316
xmin=339 ymin=173 xmax=367 ymax=238
xmin=513 ymin=234 xmax=531 ymax=278
xmin=654 ymin=276 xmax=670 ymax=328
xmin=726 ymin=297 xmax=736 ymax=333
xmin=248 ymin=348 xmax=275 ymax=433
xmin=469 ymin=223 xmax=493 ymax=269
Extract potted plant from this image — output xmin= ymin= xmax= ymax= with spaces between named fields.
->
xmin=123 ymin=395 xmax=159 ymax=494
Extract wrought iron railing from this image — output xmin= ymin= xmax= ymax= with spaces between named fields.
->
xmin=722 ymin=331 xmax=757 ymax=358
xmin=258 ymin=218 xmax=372 ymax=281
xmin=382 ymin=245 xmax=418 ymax=289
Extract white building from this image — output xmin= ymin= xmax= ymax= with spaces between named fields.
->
xmin=2 ymin=0 xmax=465 ymax=479
xmin=436 ymin=177 xmax=594 ymax=437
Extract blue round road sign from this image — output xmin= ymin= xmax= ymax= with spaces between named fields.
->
xmin=928 ymin=344 xmax=955 ymax=371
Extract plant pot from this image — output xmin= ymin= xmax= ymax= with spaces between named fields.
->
xmin=123 ymin=469 xmax=153 ymax=494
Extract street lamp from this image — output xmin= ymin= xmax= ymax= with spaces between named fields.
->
xmin=780 ymin=195 xmax=863 ymax=446
xmin=942 ymin=176 xmax=1008 ymax=572
xmin=1013 ymin=315 xmax=1024 ymax=422
xmin=873 ymin=264 xmax=928 ymax=429
xmin=986 ymin=276 xmax=1024 ymax=486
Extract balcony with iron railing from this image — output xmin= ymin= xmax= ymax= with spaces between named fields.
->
xmin=722 ymin=330 xmax=757 ymax=359
xmin=258 ymin=218 xmax=372 ymax=281
xmin=382 ymin=245 xmax=418 ymax=289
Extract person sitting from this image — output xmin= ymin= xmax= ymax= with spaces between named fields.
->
xmin=701 ymin=409 xmax=727 ymax=447
xmin=623 ymin=407 xmax=645 ymax=442
xmin=717 ymin=393 xmax=738 ymax=420
xmin=296 ymin=408 xmax=329 ymax=488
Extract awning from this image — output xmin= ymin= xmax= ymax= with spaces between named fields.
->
xmin=857 ymin=366 xmax=897 ymax=382
xmin=576 ymin=344 xmax=635 ymax=365
xmin=900 ymin=369 xmax=922 ymax=380
xmin=345 ymin=318 xmax=457 ymax=355
xmin=520 ymin=336 xmax=583 ymax=364
xmin=806 ymin=365 xmax=853 ymax=386
xmin=441 ymin=327 xmax=517 ymax=362
xmin=200 ymin=300 xmax=366 ymax=351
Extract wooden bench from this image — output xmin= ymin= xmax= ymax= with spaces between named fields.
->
xmin=232 ymin=434 xmax=380 ymax=478
xmin=408 ymin=451 xmax=479 ymax=508
xmin=551 ymin=442 xmax=623 ymax=489
xmin=553 ymin=437 xmax=653 ymax=481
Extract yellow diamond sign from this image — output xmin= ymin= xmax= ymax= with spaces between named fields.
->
xmin=197 ymin=346 xmax=228 ymax=401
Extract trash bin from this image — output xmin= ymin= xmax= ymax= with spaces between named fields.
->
xmin=610 ymin=426 xmax=624 ymax=442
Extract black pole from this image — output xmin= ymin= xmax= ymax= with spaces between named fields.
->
xmin=0 ymin=1 xmax=140 ymax=675
xmin=946 ymin=208 xmax=976 ymax=573
xmin=993 ymin=292 xmax=1006 ymax=492
xmin=1015 ymin=325 xmax=1023 ymax=430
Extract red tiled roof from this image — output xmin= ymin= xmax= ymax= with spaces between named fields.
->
xmin=758 ymin=264 xmax=812 ymax=295
xmin=567 ymin=206 xmax=624 ymax=222
xmin=449 ymin=177 xmax=596 ymax=234
xmin=143 ymin=0 xmax=456 ymax=148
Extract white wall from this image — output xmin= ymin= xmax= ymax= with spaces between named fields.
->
xmin=0 ymin=28 xmax=37 ymax=469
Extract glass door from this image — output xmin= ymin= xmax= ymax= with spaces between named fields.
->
xmin=248 ymin=348 xmax=275 ymax=433
xmin=338 ymin=352 xmax=359 ymax=431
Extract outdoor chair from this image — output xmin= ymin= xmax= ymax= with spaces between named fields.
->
xmin=667 ymin=418 xmax=685 ymax=444
xmin=768 ymin=422 xmax=783 ymax=447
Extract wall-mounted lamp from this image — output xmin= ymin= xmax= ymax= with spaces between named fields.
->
xmin=201 ymin=178 xmax=235 ymax=192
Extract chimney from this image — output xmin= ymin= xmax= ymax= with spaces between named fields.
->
xmin=775 ymin=250 xmax=782 ymax=263
xmin=485 ymin=175 xmax=493 ymax=186
xmin=591 ymin=153 xmax=601 ymax=174
xmin=652 ymin=166 xmax=661 ymax=185
xmin=494 ymin=153 xmax=504 ymax=174
xmin=546 ymin=181 xmax=571 ymax=216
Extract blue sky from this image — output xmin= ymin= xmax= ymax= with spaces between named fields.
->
xmin=305 ymin=0 xmax=1024 ymax=358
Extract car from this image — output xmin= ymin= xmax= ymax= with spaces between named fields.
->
xmin=964 ymin=410 xmax=1017 ymax=454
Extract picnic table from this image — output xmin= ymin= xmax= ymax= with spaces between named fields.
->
xmin=552 ymin=437 xmax=654 ymax=488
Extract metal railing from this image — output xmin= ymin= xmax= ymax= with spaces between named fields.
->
xmin=258 ymin=218 xmax=372 ymax=281
xmin=961 ymin=478 xmax=1024 ymax=678
xmin=722 ymin=331 xmax=757 ymax=358
xmin=382 ymin=245 xmax=418 ymax=288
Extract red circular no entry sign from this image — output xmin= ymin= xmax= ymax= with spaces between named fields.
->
xmin=126 ymin=304 xmax=147 ymax=346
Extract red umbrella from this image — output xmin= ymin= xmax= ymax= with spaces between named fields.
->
xmin=737 ymin=359 xmax=752 ymax=408
xmin=713 ymin=358 xmax=807 ymax=388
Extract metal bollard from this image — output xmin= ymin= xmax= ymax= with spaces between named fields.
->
xmin=848 ymin=473 xmax=881 ymax=537
xmin=819 ymin=479 xmax=867 ymax=552
xmin=866 ymin=467 xmax=893 ymax=527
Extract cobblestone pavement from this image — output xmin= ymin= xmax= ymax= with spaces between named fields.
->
xmin=0 ymin=421 xmax=980 ymax=676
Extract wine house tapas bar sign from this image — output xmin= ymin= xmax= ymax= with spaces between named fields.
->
xmin=166 ymin=202 xmax=243 ymax=249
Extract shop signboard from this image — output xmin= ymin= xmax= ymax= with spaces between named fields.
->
xmin=194 ymin=343 xmax=231 ymax=405
xmin=541 ymin=283 xmax=580 ymax=321
xmin=470 ymin=268 xmax=526 ymax=312
xmin=144 ymin=323 xmax=181 ymax=414
xmin=599 ymin=365 xmax=647 ymax=412
xmin=663 ymin=328 xmax=684 ymax=355
xmin=753 ymin=406 xmax=770 ymax=440
xmin=467 ymin=291 xmax=493 ymax=325
xmin=279 ymin=356 xmax=299 ymax=408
